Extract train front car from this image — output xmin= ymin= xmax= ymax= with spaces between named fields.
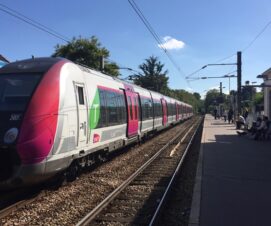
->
xmin=0 ymin=58 xmax=65 ymax=189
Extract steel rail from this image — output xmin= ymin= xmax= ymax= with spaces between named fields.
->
xmin=149 ymin=117 xmax=203 ymax=225
xmin=0 ymin=197 xmax=36 ymax=219
xmin=76 ymin=119 xmax=197 ymax=226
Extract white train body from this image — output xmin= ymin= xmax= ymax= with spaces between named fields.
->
xmin=0 ymin=58 xmax=193 ymax=189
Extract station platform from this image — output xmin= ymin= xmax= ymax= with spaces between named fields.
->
xmin=189 ymin=114 xmax=271 ymax=226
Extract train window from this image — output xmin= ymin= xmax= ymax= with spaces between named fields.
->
xmin=0 ymin=74 xmax=41 ymax=111
xmin=167 ymin=103 xmax=170 ymax=116
xmin=173 ymin=103 xmax=177 ymax=115
xmin=116 ymin=94 xmax=123 ymax=124
xmin=159 ymin=102 xmax=162 ymax=117
xmin=148 ymin=99 xmax=153 ymax=118
xmin=97 ymin=89 xmax=107 ymax=128
xmin=141 ymin=98 xmax=146 ymax=120
xmin=141 ymin=97 xmax=153 ymax=120
xmin=160 ymin=102 xmax=162 ymax=116
xmin=153 ymin=101 xmax=157 ymax=117
xmin=167 ymin=103 xmax=172 ymax=116
xmin=96 ymin=89 xmax=128 ymax=128
xmin=134 ymin=97 xmax=138 ymax=120
xmin=107 ymin=91 xmax=118 ymax=125
xmin=169 ymin=103 xmax=175 ymax=116
xmin=137 ymin=95 xmax=141 ymax=120
xmin=154 ymin=100 xmax=162 ymax=118
xmin=127 ymin=96 xmax=133 ymax=120
xmin=119 ymin=93 xmax=127 ymax=123
xmin=77 ymin=87 xmax=85 ymax=105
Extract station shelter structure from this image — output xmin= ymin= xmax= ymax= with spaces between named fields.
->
xmin=260 ymin=68 xmax=271 ymax=120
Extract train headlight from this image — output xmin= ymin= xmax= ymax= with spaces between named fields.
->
xmin=4 ymin=128 xmax=19 ymax=144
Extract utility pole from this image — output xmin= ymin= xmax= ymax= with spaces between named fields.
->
xmin=237 ymin=51 xmax=242 ymax=114
xmin=99 ymin=55 xmax=104 ymax=72
xmin=220 ymin=82 xmax=222 ymax=95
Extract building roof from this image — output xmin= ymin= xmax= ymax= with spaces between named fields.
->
xmin=262 ymin=67 xmax=271 ymax=78
xmin=0 ymin=54 xmax=9 ymax=63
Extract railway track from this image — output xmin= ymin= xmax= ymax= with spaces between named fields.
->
xmin=0 ymin=187 xmax=43 ymax=220
xmin=0 ymin=117 xmax=201 ymax=225
xmin=0 ymin=197 xmax=36 ymax=219
xmin=77 ymin=117 xmax=202 ymax=226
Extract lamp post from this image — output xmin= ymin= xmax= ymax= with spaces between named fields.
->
xmin=219 ymin=83 xmax=226 ymax=94
xmin=193 ymin=74 xmax=236 ymax=95
xmin=117 ymin=67 xmax=142 ymax=81
xmin=201 ymin=63 xmax=237 ymax=69
xmin=224 ymin=74 xmax=237 ymax=94
xmin=196 ymin=51 xmax=242 ymax=114
xmin=118 ymin=67 xmax=133 ymax=71
xmin=237 ymin=51 xmax=242 ymax=115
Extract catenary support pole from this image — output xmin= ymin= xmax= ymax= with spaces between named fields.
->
xmin=237 ymin=51 xmax=242 ymax=114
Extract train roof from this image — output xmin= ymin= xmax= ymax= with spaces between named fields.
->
xmin=0 ymin=57 xmax=193 ymax=108
xmin=78 ymin=64 xmax=117 ymax=82
xmin=0 ymin=57 xmax=63 ymax=74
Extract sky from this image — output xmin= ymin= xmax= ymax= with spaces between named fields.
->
xmin=1 ymin=0 xmax=271 ymax=98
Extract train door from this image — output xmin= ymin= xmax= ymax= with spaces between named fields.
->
xmin=125 ymin=90 xmax=138 ymax=138
xmin=74 ymin=83 xmax=88 ymax=146
xmin=161 ymin=98 xmax=167 ymax=126
xmin=136 ymin=93 xmax=142 ymax=132
xmin=176 ymin=103 xmax=179 ymax=121
xmin=150 ymin=93 xmax=155 ymax=129
xmin=181 ymin=104 xmax=184 ymax=120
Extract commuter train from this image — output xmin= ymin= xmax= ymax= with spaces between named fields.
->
xmin=0 ymin=57 xmax=193 ymax=189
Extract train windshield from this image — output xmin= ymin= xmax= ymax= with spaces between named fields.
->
xmin=0 ymin=74 xmax=41 ymax=111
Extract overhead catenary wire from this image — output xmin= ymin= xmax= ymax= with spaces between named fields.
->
xmin=0 ymin=3 xmax=70 ymax=43
xmin=0 ymin=3 xmax=137 ymax=73
xmin=207 ymin=19 xmax=271 ymax=64
xmin=242 ymin=19 xmax=271 ymax=53
xmin=0 ymin=2 xmax=170 ymax=79
xmin=128 ymin=0 xmax=186 ymax=79
xmin=186 ymin=18 xmax=271 ymax=80
xmin=185 ymin=54 xmax=238 ymax=79
xmin=0 ymin=3 xmax=141 ymax=77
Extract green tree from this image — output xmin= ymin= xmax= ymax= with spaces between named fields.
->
xmin=52 ymin=36 xmax=119 ymax=76
xmin=169 ymin=89 xmax=204 ymax=114
xmin=131 ymin=56 xmax=169 ymax=94
xmin=254 ymin=91 xmax=263 ymax=105
xmin=193 ymin=92 xmax=201 ymax=101
xmin=204 ymin=89 xmax=221 ymax=113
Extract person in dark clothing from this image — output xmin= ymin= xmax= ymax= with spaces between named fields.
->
xmin=223 ymin=110 xmax=227 ymax=122
xmin=228 ymin=108 xmax=233 ymax=124
xmin=214 ymin=108 xmax=218 ymax=119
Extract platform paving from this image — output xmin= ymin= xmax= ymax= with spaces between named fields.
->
xmin=189 ymin=114 xmax=271 ymax=226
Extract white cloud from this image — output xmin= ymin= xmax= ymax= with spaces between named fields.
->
xmin=186 ymin=87 xmax=193 ymax=93
xmin=209 ymin=86 xmax=220 ymax=90
xmin=158 ymin=36 xmax=185 ymax=50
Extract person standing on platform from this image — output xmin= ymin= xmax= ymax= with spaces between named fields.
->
xmin=214 ymin=108 xmax=218 ymax=120
xmin=228 ymin=108 xmax=233 ymax=124
xmin=223 ymin=110 xmax=227 ymax=122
